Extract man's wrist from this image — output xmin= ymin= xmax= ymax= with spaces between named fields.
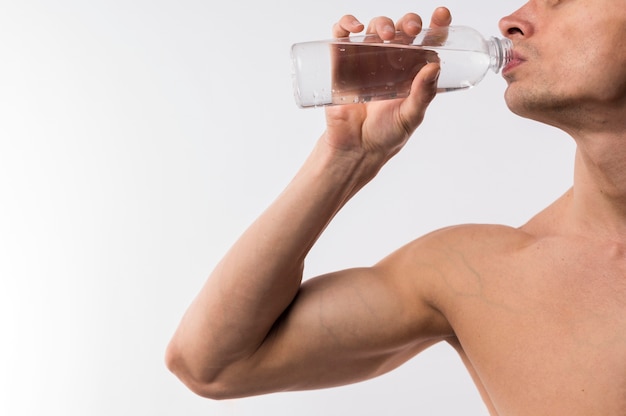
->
xmin=312 ymin=134 xmax=386 ymax=191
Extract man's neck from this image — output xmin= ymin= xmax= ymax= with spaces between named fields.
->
xmin=569 ymin=129 xmax=626 ymax=241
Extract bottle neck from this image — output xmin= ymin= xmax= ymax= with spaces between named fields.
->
xmin=488 ymin=37 xmax=513 ymax=73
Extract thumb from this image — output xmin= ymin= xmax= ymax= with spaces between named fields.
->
xmin=398 ymin=63 xmax=440 ymax=135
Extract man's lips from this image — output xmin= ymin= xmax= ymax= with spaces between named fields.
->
xmin=503 ymin=51 xmax=525 ymax=75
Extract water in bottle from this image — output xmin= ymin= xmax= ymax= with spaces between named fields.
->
xmin=291 ymin=26 xmax=513 ymax=108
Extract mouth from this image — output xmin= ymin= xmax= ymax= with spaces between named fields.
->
xmin=502 ymin=50 xmax=525 ymax=76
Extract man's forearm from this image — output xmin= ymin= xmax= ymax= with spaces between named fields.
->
xmin=165 ymin=138 xmax=381 ymax=390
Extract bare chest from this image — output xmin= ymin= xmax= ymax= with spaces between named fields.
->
xmin=444 ymin=246 xmax=626 ymax=415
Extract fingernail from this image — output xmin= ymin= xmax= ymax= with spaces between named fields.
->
xmin=383 ymin=24 xmax=395 ymax=34
xmin=407 ymin=20 xmax=421 ymax=31
xmin=425 ymin=67 xmax=441 ymax=84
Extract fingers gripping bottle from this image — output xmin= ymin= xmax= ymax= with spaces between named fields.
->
xmin=291 ymin=25 xmax=513 ymax=108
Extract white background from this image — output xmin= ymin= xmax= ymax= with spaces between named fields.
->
xmin=0 ymin=1 xmax=575 ymax=415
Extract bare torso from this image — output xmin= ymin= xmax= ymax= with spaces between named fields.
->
xmin=430 ymin=192 xmax=626 ymax=415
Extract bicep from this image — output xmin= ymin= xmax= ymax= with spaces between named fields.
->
xmin=228 ymin=262 xmax=452 ymax=395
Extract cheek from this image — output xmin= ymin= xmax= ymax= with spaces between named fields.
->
xmin=563 ymin=19 xmax=626 ymax=101
xmin=546 ymin=39 xmax=620 ymax=101
xmin=572 ymin=48 xmax=626 ymax=103
xmin=591 ymin=36 xmax=626 ymax=100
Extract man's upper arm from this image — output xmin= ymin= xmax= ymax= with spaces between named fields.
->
xmin=206 ymin=236 xmax=455 ymax=398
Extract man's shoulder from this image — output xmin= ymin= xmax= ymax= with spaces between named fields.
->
xmin=379 ymin=223 xmax=537 ymax=286
xmin=414 ymin=223 xmax=536 ymax=254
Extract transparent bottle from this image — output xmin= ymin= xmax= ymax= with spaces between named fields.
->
xmin=291 ymin=25 xmax=512 ymax=108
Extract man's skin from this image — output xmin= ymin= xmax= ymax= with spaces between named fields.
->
xmin=166 ymin=2 xmax=626 ymax=415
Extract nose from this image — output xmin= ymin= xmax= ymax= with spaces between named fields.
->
xmin=498 ymin=6 xmax=531 ymax=39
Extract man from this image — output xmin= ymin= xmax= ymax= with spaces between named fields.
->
xmin=166 ymin=2 xmax=626 ymax=415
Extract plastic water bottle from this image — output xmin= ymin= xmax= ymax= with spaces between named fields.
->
xmin=291 ymin=26 xmax=513 ymax=108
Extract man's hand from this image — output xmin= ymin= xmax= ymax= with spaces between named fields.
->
xmin=324 ymin=8 xmax=452 ymax=169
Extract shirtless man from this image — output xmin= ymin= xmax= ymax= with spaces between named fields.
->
xmin=166 ymin=2 xmax=626 ymax=414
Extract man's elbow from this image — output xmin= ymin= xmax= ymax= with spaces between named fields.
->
xmin=164 ymin=341 xmax=237 ymax=400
